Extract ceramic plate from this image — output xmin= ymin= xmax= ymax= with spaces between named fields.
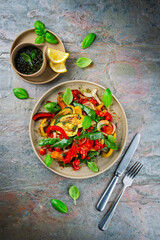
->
xmin=29 ymin=80 xmax=128 ymax=179
xmin=10 ymin=28 xmax=65 ymax=84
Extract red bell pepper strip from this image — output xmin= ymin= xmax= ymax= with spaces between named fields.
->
xmin=46 ymin=126 xmax=69 ymax=139
xmin=32 ymin=113 xmax=54 ymax=121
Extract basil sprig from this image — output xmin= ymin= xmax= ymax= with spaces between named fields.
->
xmin=44 ymin=102 xmax=61 ymax=113
xmin=44 ymin=154 xmax=53 ymax=167
xmin=30 ymin=50 xmax=37 ymax=59
xmin=82 ymin=33 xmax=96 ymax=49
xmin=82 ymin=116 xmax=92 ymax=130
xmin=69 ymin=186 xmax=79 ymax=205
xmin=50 ymin=199 xmax=68 ymax=213
xmin=13 ymin=88 xmax=32 ymax=99
xmin=102 ymin=88 xmax=112 ymax=108
xmin=63 ymin=88 xmax=73 ymax=105
xmin=87 ymin=162 xmax=99 ymax=173
xmin=75 ymin=57 xmax=92 ymax=68
xmin=34 ymin=20 xmax=58 ymax=44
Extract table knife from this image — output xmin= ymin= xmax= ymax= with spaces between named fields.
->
xmin=96 ymin=133 xmax=141 ymax=212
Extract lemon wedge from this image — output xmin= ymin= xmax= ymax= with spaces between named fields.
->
xmin=49 ymin=61 xmax=67 ymax=73
xmin=47 ymin=48 xmax=69 ymax=63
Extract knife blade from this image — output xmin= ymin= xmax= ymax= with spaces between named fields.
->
xmin=96 ymin=133 xmax=141 ymax=212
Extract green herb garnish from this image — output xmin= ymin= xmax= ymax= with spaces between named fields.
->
xmin=87 ymin=162 xmax=99 ymax=173
xmin=63 ymin=88 xmax=73 ymax=105
xmin=44 ymin=154 xmax=53 ymax=167
xmin=69 ymin=186 xmax=79 ymax=205
xmin=75 ymin=57 xmax=92 ymax=68
xmin=50 ymin=199 xmax=68 ymax=213
xmin=82 ymin=33 xmax=96 ymax=49
xmin=102 ymin=88 xmax=112 ymax=108
xmin=20 ymin=53 xmax=32 ymax=65
xmin=82 ymin=115 xmax=92 ymax=130
xmin=34 ymin=20 xmax=58 ymax=44
xmin=44 ymin=102 xmax=61 ymax=113
xmin=13 ymin=88 xmax=32 ymax=99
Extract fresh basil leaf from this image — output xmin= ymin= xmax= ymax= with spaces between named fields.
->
xmin=38 ymin=138 xmax=59 ymax=146
xmin=35 ymin=35 xmax=45 ymax=44
xmin=87 ymin=151 xmax=100 ymax=158
xmin=75 ymin=131 xmax=105 ymax=140
xmin=35 ymin=29 xmax=44 ymax=36
xmin=69 ymin=186 xmax=79 ymax=205
xmin=44 ymin=154 xmax=53 ymax=167
xmin=75 ymin=57 xmax=92 ymax=68
xmin=105 ymin=139 xmax=117 ymax=150
xmin=108 ymin=135 xmax=116 ymax=142
xmin=44 ymin=102 xmax=61 ymax=113
xmin=30 ymin=50 xmax=37 ymax=59
xmin=13 ymin=88 xmax=29 ymax=99
xmin=53 ymin=138 xmax=73 ymax=148
xmin=82 ymin=116 xmax=92 ymax=129
xmin=45 ymin=32 xmax=59 ymax=44
xmin=50 ymin=199 xmax=68 ymax=213
xmin=34 ymin=20 xmax=45 ymax=34
xmin=63 ymin=88 xmax=73 ymax=105
xmin=20 ymin=53 xmax=32 ymax=65
xmin=82 ymin=33 xmax=96 ymax=49
xmin=102 ymin=88 xmax=112 ymax=108
xmin=87 ymin=162 xmax=99 ymax=173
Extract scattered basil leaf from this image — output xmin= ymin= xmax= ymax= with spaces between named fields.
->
xmin=44 ymin=154 xmax=53 ymax=167
xmin=34 ymin=20 xmax=45 ymax=35
xmin=38 ymin=138 xmax=59 ymax=146
xmin=102 ymin=88 xmax=112 ymax=108
xmin=44 ymin=102 xmax=61 ymax=113
xmin=50 ymin=199 xmax=68 ymax=213
xmin=45 ymin=32 xmax=58 ymax=44
xmin=53 ymin=138 xmax=73 ymax=149
xmin=105 ymin=139 xmax=117 ymax=150
xmin=87 ymin=162 xmax=99 ymax=173
xmin=75 ymin=131 xmax=105 ymax=140
xmin=30 ymin=50 xmax=37 ymax=59
xmin=82 ymin=116 xmax=92 ymax=130
xmin=108 ymin=135 xmax=116 ymax=142
xmin=13 ymin=88 xmax=29 ymax=99
xmin=63 ymin=88 xmax=73 ymax=105
xmin=35 ymin=35 xmax=45 ymax=44
xmin=75 ymin=57 xmax=92 ymax=68
xmin=69 ymin=186 xmax=79 ymax=205
xmin=20 ymin=53 xmax=32 ymax=65
xmin=82 ymin=33 xmax=96 ymax=49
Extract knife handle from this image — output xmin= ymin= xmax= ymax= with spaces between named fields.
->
xmin=96 ymin=174 xmax=119 ymax=212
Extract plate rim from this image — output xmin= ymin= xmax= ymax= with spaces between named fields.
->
xmin=29 ymin=80 xmax=128 ymax=179
xmin=10 ymin=28 xmax=65 ymax=85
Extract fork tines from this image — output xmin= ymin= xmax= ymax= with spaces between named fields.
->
xmin=127 ymin=162 xmax=143 ymax=178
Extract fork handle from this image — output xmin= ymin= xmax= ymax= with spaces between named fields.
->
xmin=98 ymin=186 xmax=126 ymax=231
xmin=96 ymin=174 xmax=119 ymax=212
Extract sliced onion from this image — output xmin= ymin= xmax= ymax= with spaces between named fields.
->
xmin=91 ymin=120 xmax=96 ymax=126
xmin=97 ymin=120 xmax=109 ymax=131
xmin=111 ymin=123 xmax=116 ymax=134
xmin=53 ymin=132 xmax=57 ymax=138
xmin=92 ymin=88 xmax=102 ymax=104
xmin=80 ymin=89 xmax=92 ymax=97
xmin=83 ymin=101 xmax=96 ymax=110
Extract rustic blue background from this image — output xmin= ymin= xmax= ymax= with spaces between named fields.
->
xmin=0 ymin=0 xmax=160 ymax=239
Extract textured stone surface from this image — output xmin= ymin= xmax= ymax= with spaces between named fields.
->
xmin=0 ymin=0 xmax=160 ymax=239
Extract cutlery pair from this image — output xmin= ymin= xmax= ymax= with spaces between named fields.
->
xmin=97 ymin=133 xmax=143 ymax=231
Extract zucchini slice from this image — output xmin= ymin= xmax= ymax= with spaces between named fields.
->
xmin=59 ymin=114 xmax=85 ymax=128
xmin=50 ymin=107 xmax=74 ymax=126
xmin=56 ymin=122 xmax=78 ymax=137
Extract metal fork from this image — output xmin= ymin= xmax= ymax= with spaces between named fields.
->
xmin=99 ymin=162 xmax=143 ymax=231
